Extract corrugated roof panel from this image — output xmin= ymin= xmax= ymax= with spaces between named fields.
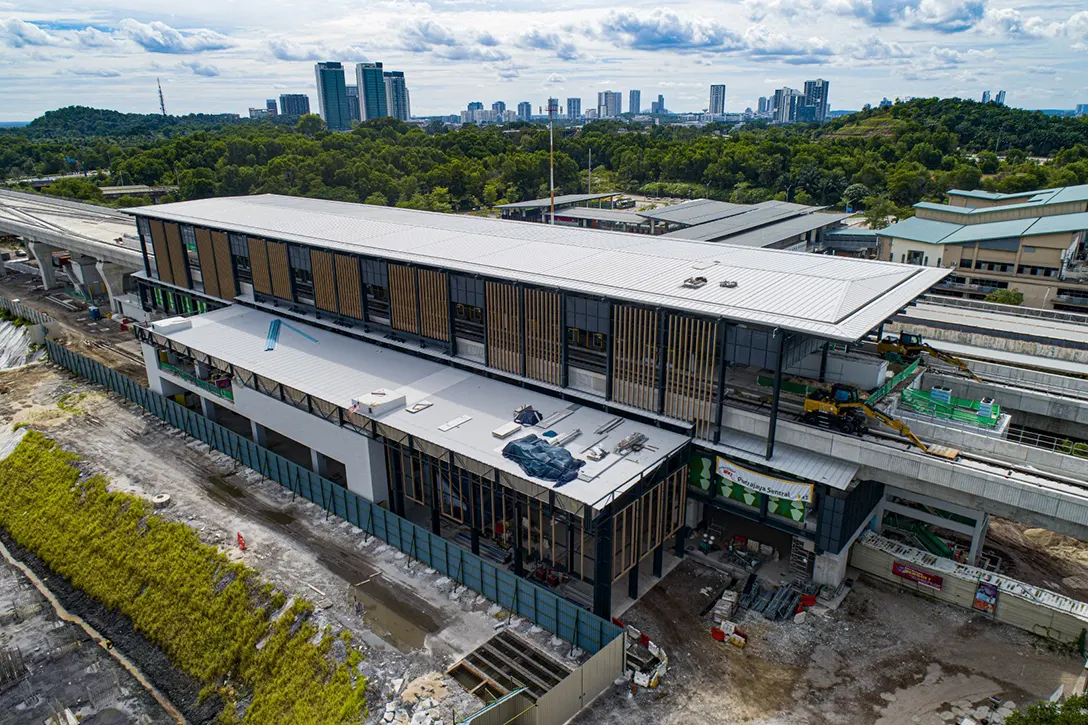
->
xmin=941 ymin=217 xmax=1038 ymax=244
xmin=637 ymin=199 xmax=753 ymax=226
xmin=878 ymin=216 xmax=961 ymax=244
xmin=664 ymin=204 xmax=816 ymax=242
xmin=495 ymin=193 xmax=616 ymax=210
xmin=1024 ymin=210 xmax=1088 ymax=235
xmin=712 ymin=431 xmax=857 ymax=489
xmin=130 ymin=195 xmax=948 ymax=341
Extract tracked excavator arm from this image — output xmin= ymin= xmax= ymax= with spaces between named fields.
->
xmin=851 ymin=402 xmax=931 ymax=453
xmin=923 ymin=345 xmax=983 ymax=382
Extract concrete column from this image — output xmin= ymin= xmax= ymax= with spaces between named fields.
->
xmin=200 ymin=396 xmax=218 ymax=422
xmin=968 ymin=512 xmax=989 ymax=566
xmin=310 ymin=448 xmax=329 ymax=478
xmin=251 ymin=420 xmax=267 ymax=447
xmin=95 ymin=261 xmax=130 ymax=314
xmin=813 ymin=547 xmax=850 ymax=588
xmin=27 ymin=241 xmax=61 ymax=290
xmin=67 ymin=256 xmax=104 ymax=300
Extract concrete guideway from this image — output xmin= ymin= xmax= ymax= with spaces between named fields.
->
xmin=0 ymin=189 xmax=143 ymax=311
xmin=721 ymin=404 xmax=1088 ymax=538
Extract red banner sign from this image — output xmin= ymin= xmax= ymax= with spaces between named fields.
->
xmin=892 ymin=562 xmax=943 ymax=591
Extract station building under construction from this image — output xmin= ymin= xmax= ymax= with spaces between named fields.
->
xmin=124 ymin=194 xmax=1088 ymax=620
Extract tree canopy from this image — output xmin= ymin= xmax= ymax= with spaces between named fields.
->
xmin=2 ymin=100 xmax=1087 ymax=218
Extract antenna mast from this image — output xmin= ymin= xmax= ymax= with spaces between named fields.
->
xmin=157 ymin=78 xmax=167 ymax=117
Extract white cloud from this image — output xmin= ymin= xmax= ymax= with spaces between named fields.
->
xmin=830 ymin=0 xmax=987 ymax=33
xmin=400 ymin=20 xmax=458 ymax=52
xmin=56 ymin=67 xmax=121 ymax=77
xmin=516 ymin=28 xmax=581 ymax=61
xmin=847 ymin=36 xmax=914 ymax=60
xmin=0 ymin=18 xmax=59 ymax=47
xmin=181 ymin=60 xmax=219 ymax=77
xmin=599 ymin=9 xmax=744 ymax=52
xmin=744 ymin=25 xmax=833 ymax=64
xmin=118 ymin=19 xmax=231 ymax=53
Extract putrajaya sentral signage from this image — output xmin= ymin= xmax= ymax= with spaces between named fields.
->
xmin=715 ymin=457 xmax=814 ymax=503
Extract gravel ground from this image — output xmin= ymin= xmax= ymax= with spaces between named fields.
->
xmin=0 ymin=545 xmax=175 ymax=725
xmin=576 ymin=558 xmax=1082 ymax=725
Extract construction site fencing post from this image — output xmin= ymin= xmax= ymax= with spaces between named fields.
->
xmin=39 ymin=337 xmax=624 ymax=656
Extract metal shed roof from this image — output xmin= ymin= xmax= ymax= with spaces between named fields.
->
xmin=155 ymin=305 xmax=690 ymax=513
xmin=496 ymin=193 xmax=616 ymax=210
xmin=551 ymin=206 xmax=648 ymax=223
xmin=636 ymin=199 xmax=753 ymax=226
xmin=881 ymin=211 xmax=1088 ymax=245
xmin=129 ymin=194 xmax=949 ymax=342
xmin=701 ymin=212 xmax=851 ymax=248
xmin=664 ymin=202 xmax=833 ymax=243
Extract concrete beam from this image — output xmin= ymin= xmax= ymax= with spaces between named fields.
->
xmin=27 ymin=241 xmax=61 ymax=290
xmin=720 ymin=404 xmax=1088 ymax=539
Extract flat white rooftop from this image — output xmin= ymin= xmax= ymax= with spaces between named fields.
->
xmin=130 ymin=195 xmax=949 ymax=342
xmin=153 ymin=305 xmax=691 ymax=514
xmin=0 ymin=188 xmax=140 ymax=252
xmin=903 ymin=302 xmax=1088 ymax=347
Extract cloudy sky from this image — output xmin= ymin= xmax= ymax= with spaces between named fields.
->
xmin=1 ymin=0 xmax=1086 ymax=120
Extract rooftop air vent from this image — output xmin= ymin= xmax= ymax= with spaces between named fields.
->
xmin=682 ymin=276 xmax=708 ymax=289
xmin=720 ymin=280 xmax=738 ymax=288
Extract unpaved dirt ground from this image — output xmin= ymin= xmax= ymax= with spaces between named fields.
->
xmin=576 ymin=558 xmax=1081 ymax=725
xmin=0 ymin=270 xmax=147 ymax=381
xmin=0 ymin=553 xmax=174 ymax=725
xmin=986 ymin=517 xmax=1088 ymax=599
xmin=0 ymin=362 xmax=584 ymax=724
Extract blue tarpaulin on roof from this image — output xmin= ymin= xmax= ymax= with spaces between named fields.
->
xmin=502 ymin=435 xmax=585 ymax=485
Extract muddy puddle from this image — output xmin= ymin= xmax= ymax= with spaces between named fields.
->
xmin=202 ymin=472 xmax=442 ymax=653
xmin=319 ymin=551 xmax=442 ymax=653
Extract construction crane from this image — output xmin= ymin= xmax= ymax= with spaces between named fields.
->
xmin=157 ymin=78 xmax=167 ymax=117
xmin=877 ymin=331 xmax=982 ymax=382
xmin=802 ymin=384 xmax=959 ymax=460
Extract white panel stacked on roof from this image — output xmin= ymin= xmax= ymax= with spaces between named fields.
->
xmin=129 ymin=195 xmax=949 ymax=342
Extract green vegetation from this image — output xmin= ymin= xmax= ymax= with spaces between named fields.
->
xmin=984 ymin=288 xmax=1025 ymax=306
xmin=0 ymin=307 xmax=30 ymax=326
xmin=0 ymin=430 xmax=367 ymax=724
xmin=2 ymin=100 xmax=1087 ymax=223
xmin=1007 ymin=693 xmax=1088 ymax=724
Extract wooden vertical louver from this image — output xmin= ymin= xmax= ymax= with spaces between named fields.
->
xmin=388 ymin=263 xmax=419 ymax=334
xmin=147 ymin=219 xmax=173 ymax=285
xmin=486 ymin=280 xmax=522 ymax=374
xmin=417 ymin=269 xmax=449 ymax=341
xmin=664 ymin=314 xmax=718 ymax=438
xmin=211 ymin=231 xmax=235 ymax=301
xmin=524 ymin=288 xmax=561 ymax=385
xmin=266 ymin=241 xmax=293 ymax=301
xmin=334 ymin=254 xmax=363 ymax=320
xmin=194 ymin=228 xmax=219 ymax=299
xmin=247 ymin=238 xmax=271 ymax=295
xmin=310 ymin=249 xmax=338 ymax=313
xmin=163 ymin=222 xmax=190 ymax=289
xmin=612 ymin=305 xmax=659 ymax=412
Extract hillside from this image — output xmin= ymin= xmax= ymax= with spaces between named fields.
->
xmin=821 ymin=98 xmax=1088 ymax=156
xmin=3 ymin=105 xmax=259 ymax=140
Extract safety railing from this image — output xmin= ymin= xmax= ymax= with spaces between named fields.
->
xmin=899 ymin=388 xmax=1000 ymax=428
xmin=865 ymin=358 xmax=920 ymax=406
xmin=43 ymin=338 xmax=622 ymax=655
xmin=159 ymin=361 xmax=234 ymax=401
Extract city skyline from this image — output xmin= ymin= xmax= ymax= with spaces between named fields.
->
xmin=1 ymin=2 xmax=1086 ymax=119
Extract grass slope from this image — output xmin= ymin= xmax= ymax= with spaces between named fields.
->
xmin=0 ymin=429 xmax=367 ymax=724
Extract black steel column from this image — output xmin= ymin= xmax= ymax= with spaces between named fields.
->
xmin=592 ymin=510 xmax=614 ymax=618
xmin=567 ymin=518 xmax=576 ymax=573
xmin=604 ymin=301 xmax=614 ymax=401
xmin=674 ymin=525 xmax=687 ymax=558
xmin=819 ymin=341 xmax=830 ymax=383
xmin=653 ymin=543 xmax=664 ymax=578
xmin=358 ymin=257 xmax=369 ymax=324
xmin=559 ymin=291 xmax=569 ymax=388
xmin=765 ymin=330 xmax=786 ymax=460
xmin=471 ymin=527 xmax=480 ymax=556
xmin=655 ymin=309 xmax=668 ymax=414
xmin=513 ymin=500 xmax=525 ymax=577
xmin=713 ymin=320 xmax=728 ymax=443
xmin=414 ymin=267 xmax=423 ymax=337
xmin=429 ymin=458 xmax=441 ymax=536
xmin=628 ymin=562 xmax=639 ymax=600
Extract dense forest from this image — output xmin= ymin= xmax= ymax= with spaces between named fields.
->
xmin=2 ymin=99 xmax=1087 ymax=222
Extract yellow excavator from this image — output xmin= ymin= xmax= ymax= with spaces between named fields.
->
xmin=877 ymin=331 xmax=982 ymax=382
xmin=802 ymin=383 xmax=958 ymax=460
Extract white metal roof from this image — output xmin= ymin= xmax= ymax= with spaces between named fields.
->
xmin=155 ymin=305 xmax=690 ymax=513
xmin=496 ymin=193 xmax=617 ymax=210
xmin=129 ymin=194 xmax=949 ymax=342
xmin=712 ymin=430 xmax=857 ymax=490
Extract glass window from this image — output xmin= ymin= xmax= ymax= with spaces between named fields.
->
xmin=229 ymin=233 xmax=252 ymax=283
